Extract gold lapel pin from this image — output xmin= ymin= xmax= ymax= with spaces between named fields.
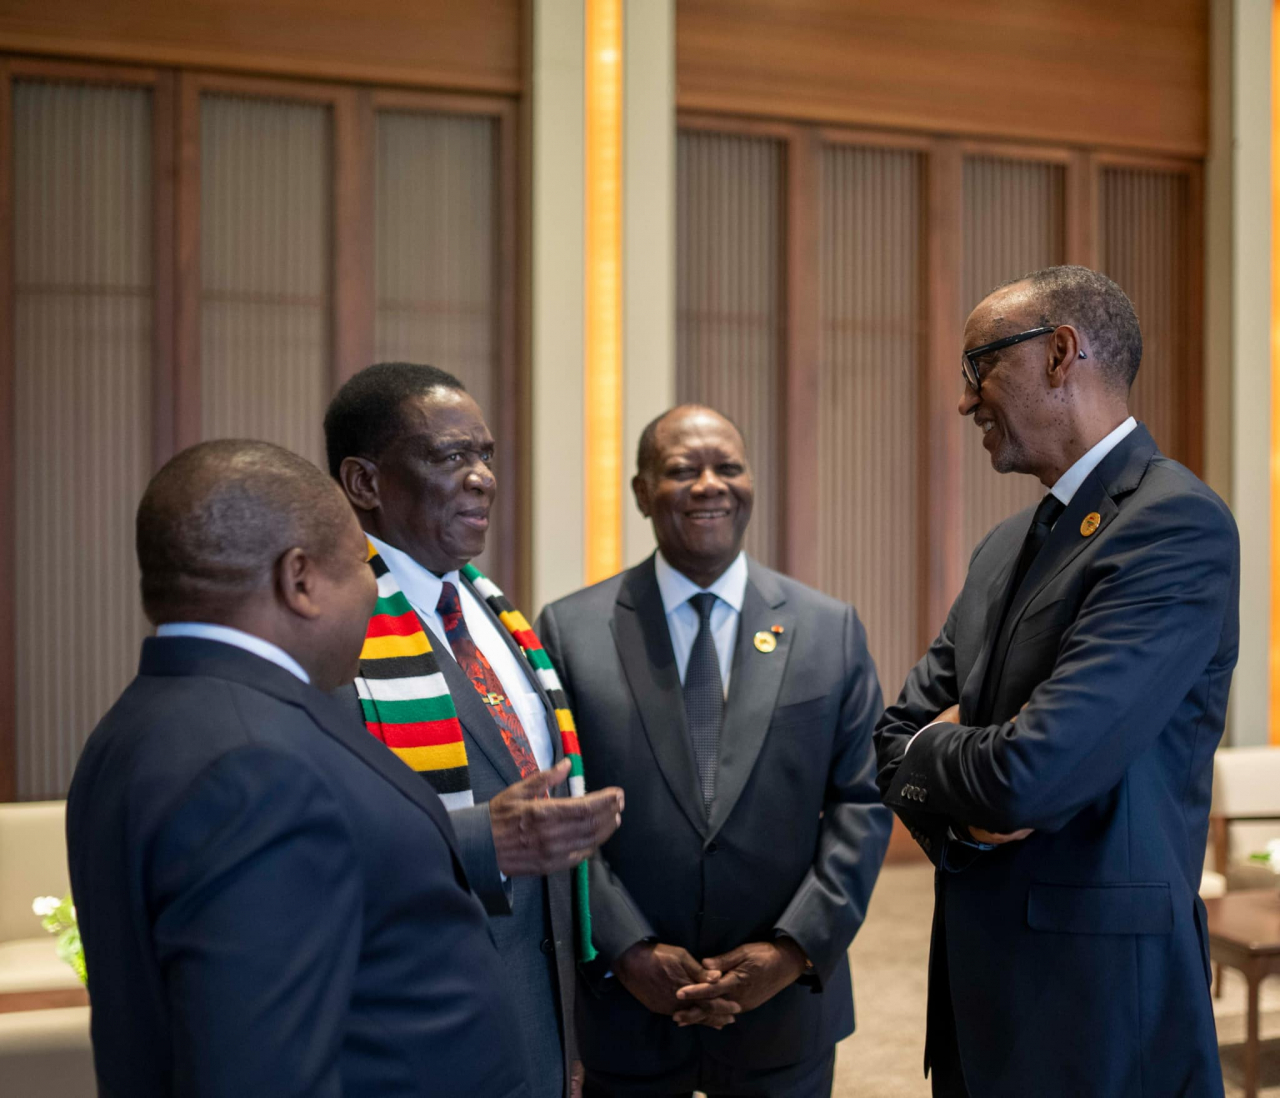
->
xmin=1080 ymin=512 xmax=1101 ymax=537
xmin=754 ymin=631 xmax=777 ymax=653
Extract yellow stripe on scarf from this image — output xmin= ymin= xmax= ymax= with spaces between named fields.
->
xmin=361 ymin=632 xmax=431 ymax=661
xmin=390 ymin=742 xmax=469 ymax=772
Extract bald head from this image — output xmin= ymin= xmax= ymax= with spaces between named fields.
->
xmin=137 ymin=440 xmax=355 ymax=625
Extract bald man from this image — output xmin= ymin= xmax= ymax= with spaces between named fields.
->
xmin=536 ymin=406 xmax=891 ymax=1098
xmin=67 ymin=440 xmax=530 ymax=1098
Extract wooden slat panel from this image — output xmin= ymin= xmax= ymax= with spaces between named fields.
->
xmin=1098 ymin=165 xmax=1194 ymax=464
xmin=815 ymin=143 xmax=925 ymax=699
xmin=676 ymin=0 xmax=1208 ymax=156
xmin=676 ymin=130 xmax=783 ymax=568
xmin=374 ymin=108 xmax=499 ymax=576
xmin=199 ymin=92 xmax=331 ymax=469
xmin=0 ymin=0 xmax=520 ymax=95
xmin=958 ymin=155 xmax=1067 ymax=564
xmin=12 ymin=80 xmax=152 ymax=799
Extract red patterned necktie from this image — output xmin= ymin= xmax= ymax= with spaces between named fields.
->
xmin=437 ymin=580 xmax=540 ymax=779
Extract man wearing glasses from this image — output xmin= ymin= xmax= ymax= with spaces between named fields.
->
xmin=874 ymin=265 xmax=1238 ymax=1097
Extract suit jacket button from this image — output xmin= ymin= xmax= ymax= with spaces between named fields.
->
xmin=540 ymin=938 xmax=554 ymax=956
xmin=706 ymin=841 xmax=719 ymax=855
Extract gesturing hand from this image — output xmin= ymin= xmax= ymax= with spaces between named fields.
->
xmin=489 ymin=759 xmax=624 ymax=877
xmin=674 ymin=939 xmax=808 ymax=1018
xmin=613 ymin=942 xmax=739 ymax=1029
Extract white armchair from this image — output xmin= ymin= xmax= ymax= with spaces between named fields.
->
xmin=0 ymin=801 xmax=81 ymax=995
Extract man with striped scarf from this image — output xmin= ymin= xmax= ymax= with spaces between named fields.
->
xmin=325 ymin=363 xmax=624 ymax=1098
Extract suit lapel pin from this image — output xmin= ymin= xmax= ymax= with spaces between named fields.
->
xmin=753 ymin=631 xmax=777 ymax=653
xmin=771 ymin=624 xmax=784 ymax=634
xmin=1080 ymin=512 xmax=1101 ymax=537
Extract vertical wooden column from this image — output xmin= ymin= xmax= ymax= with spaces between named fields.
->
xmin=0 ymin=62 xmax=13 ymax=800
xmin=784 ymin=126 xmax=820 ymax=586
xmin=922 ymin=138 xmax=964 ymax=640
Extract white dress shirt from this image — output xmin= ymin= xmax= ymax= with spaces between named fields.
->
xmin=155 ymin=622 xmax=310 ymax=683
xmin=368 ymin=535 xmax=554 ymax=771
xmin=654 ymin=550 xmax=749 ymax=696
xmin=1047 ymin=416 xmax=1137 ymax=509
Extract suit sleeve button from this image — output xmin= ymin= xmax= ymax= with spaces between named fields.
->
xmin=540 ymin=938 xmax=555 ymax=955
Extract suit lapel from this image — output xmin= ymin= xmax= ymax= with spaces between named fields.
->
xmin=611 ymin=558 xmax=709 ymax=837
xmin=959 ymin=546 xmax=1020 ymax=722
xmin=708 ymin=562 xmax=794 ymax=837
xmin=979 ymin=424 xmax=1157 ymax=714
xmin=416 ymin=617 xmax=526 ymax=788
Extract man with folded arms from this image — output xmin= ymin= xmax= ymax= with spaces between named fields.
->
xmin=68 ymin=439 xmax=530 ymax=1098
xmin=876 ymin=266 xmax=1239 ymax=1097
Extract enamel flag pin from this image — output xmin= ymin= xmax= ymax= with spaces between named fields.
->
xmin=754 ymin=631 xmax=777 ymax=653
xmin=1081 ymin=512 xmax=1101 ymax=537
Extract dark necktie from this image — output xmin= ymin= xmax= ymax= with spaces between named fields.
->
xmin=978 ymin=493 xmax=1066 ymax=721
xmin=437 ymin=581 xmax=539 ymax=779
xmin=1010 ymin=494 xmax=1066 ymax=597
xmin=684 ymin=592 xmax=724 ymax=814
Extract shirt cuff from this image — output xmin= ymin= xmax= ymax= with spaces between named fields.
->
xmin=904 ymin=716 xmax=946 ymax=755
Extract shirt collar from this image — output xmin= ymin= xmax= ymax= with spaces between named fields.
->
xmin=366 ymin=533 xmax=461 ymax=617
xmin=1049 ymin=416 xmax=1138 ymax=507
xmin=154 ymin=622 xmax=311 ymax=683
xmin=654 ymin=550 xmax=749 ymax=617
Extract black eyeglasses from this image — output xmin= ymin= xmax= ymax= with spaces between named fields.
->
xmin=961 ymin=326 xmax=1057 ymax=395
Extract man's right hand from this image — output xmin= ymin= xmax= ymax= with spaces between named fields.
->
xmin=613 ymin=942 xmax=740 ymax=1029
xmin=490 ymin=759 xmax=624 ymax=877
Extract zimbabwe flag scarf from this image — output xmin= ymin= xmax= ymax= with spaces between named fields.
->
xmin=355 ymin=541 xmax=596 ymax=961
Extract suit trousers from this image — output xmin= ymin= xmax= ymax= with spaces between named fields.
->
xmin=583 ymin=1047 xmax=835 ymax=1098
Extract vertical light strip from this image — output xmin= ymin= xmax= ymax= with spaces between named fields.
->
xmin=585 ymin=0 xmax=623 ymax=583
xmin=1270 ymin=0 xmax=1280 ymax=744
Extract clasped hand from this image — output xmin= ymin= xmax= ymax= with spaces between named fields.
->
xmin=615 ymin=939 xmax=808 ymax=1030
xmin=489 ymin=759 xmax=624 ymax=877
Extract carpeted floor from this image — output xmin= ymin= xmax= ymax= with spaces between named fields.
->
xmin=830 ymin=863 xmax=1280 ymax=1097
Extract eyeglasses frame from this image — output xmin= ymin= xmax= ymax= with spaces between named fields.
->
xmin=961 ymin=325 xmax=1058 ymax=395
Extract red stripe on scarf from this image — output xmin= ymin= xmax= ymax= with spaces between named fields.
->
xmin=366 ymin=609 xmax=424 ymax=639
xmin=561 ymin=728 xmax=582 ymax=756
xmin=376 ymin=718 xmax=466 ymax=748
xmin=512 ymin=629 xmax=542 ymax=650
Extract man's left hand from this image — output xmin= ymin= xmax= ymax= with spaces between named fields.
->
xmin=570 ymin=1060 xmax=584 ymax=1098
xmin=673 ymin=939 xmax=808 ymax=1017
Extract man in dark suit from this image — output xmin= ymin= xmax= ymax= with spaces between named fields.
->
xmin=536 ymin=405 xmax=892 ymax=1098
xmin=325 ymin=363 xmax=624 ymax=1098
xmin=67 ymin=439 xmax=530 ymax=1098
xmin=875 ymin=266 xmax=1239 ymax=1097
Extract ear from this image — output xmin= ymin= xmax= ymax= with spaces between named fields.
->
xmin=1046 ymin=324 xmax=1085 ymax=391
xmin=275 ymin=547 xmax=324 ymax=621
xmin=339 ymin=456 xmax=380 ymax=513
xmin=632 ymin=474 xmax=651 ymax=518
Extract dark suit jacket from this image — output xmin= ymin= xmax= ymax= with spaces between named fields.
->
xmin=875 ymin=425 xmax=1238 ymax=1098
xmin=66 ymin=636 xmax=528 ymax=1098
xmin=334 ymin=572 xmax=575 ymax=1098
xmin=536 ymin=556 xmax=892 ymax=1083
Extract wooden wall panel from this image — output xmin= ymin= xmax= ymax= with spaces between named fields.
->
xmin=12 ymin=80 xmax=153 ymax=799
xmin=199 ymin=92 xmax=331 ymax=469
xmin=1099 ymin=165 xmax=1196 ymax=466
xmin=374 ymin=108 xmax=499 ymax=575
xmin=677 ymin=0 xmax=1208 ymax=156
xmin=0 ymin=0 xmax=520 ymax=94
xmin=815 ymin=143 xmax=925 ymax=699
xmin=959 ymin=154 xmax=1067 ymax=564
xmin=676 ymin=130 xmax=784 ymax=568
